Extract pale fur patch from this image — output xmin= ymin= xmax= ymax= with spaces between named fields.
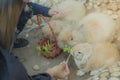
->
xmin=51 ymin=0 xmax=86 ymax=24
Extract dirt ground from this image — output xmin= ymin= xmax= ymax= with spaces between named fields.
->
xmin=13 ymin=24 xmax=90 ymax=80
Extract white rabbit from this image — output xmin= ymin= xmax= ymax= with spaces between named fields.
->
xmin=57 ymin=24 xmax=74 ymax=48
xmin=71 ymin=42 xmax=120 ymax=76
xmin=77 ymin=12 xmax=118 ymax=43
xmin=68 ymin=12 xmax=118 ymax=47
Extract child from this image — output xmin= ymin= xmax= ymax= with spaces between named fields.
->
xmin=0 ymin=0 xmax=69 ymax=80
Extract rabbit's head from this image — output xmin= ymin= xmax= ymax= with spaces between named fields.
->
xmin=71 ymin=43 xmax=93 ymax=69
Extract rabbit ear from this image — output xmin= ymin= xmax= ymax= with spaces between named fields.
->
xmin=81 ymin=50 xmax=92 ymax=64
xmin=81 ymin=55 xmax=88 ymax=64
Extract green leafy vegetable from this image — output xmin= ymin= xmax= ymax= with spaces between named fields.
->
xmin=63 ymin=46 xmax=71 ymax=53
xmin=36 ymin=46 xmax=42 ymax=56
xmin=63 ymin=46 xmax=72 ymax=64
xmin=43 ymin=46 xmax=51 ymax=55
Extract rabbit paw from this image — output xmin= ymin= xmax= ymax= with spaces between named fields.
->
xmin=77 ymin=70 xmax=85 ymax=76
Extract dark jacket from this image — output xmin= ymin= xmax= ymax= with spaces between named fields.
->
xmin=17 ymin=2 xmax=50 ymax=34
xmin=0 ymin=47 xmax=51 ymax=80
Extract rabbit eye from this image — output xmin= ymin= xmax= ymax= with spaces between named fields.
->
xmin=78 ymin=52 xmax=81 ymax=54
xmin=71 ymin=38 xmax=73 ymax=40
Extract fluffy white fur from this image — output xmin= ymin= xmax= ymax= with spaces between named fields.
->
xmin=57 ymin=26 xmax=73 ymax=48
xmin=71 ymin=42 xmax=120 ymax=76
xmin=68 ymin=24 xmax=86 ymax=47
xmin=41 ymin=20 xmax=69 ymax=40
xmin=51 ymin=0 xmax=86 ymax=24
xmin=77 ymin=12 xmax=118 ymax=43
xmin=63 ymin=12 xmax=118 ymax=47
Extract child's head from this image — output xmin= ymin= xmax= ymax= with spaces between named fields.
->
xmin=0 ymin=0 xmax=23 ymax=50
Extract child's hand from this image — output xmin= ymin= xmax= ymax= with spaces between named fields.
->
xmin=48 ymin=8 xmax=65 ymax=17
xmin=46 ymin=61 xmax=70 ymax=79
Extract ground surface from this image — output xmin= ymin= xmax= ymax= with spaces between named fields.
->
xmin=13 ymin=25 xmax=89 ymax=80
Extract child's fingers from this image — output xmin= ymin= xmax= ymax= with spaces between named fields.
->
xmin=60 ymin=61 xmax=70 ymax=75
xmin=64 ymin=64 xmax=70 ymax=75
xmin=60 ymin=61 xmax=66 ymax=64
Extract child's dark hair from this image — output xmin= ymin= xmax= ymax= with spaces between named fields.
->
xmin=0 ymin=0 xmax=23 ymax=50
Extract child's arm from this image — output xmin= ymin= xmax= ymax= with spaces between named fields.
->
xmin=27 ymin=2 xmax=51 ymax=17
